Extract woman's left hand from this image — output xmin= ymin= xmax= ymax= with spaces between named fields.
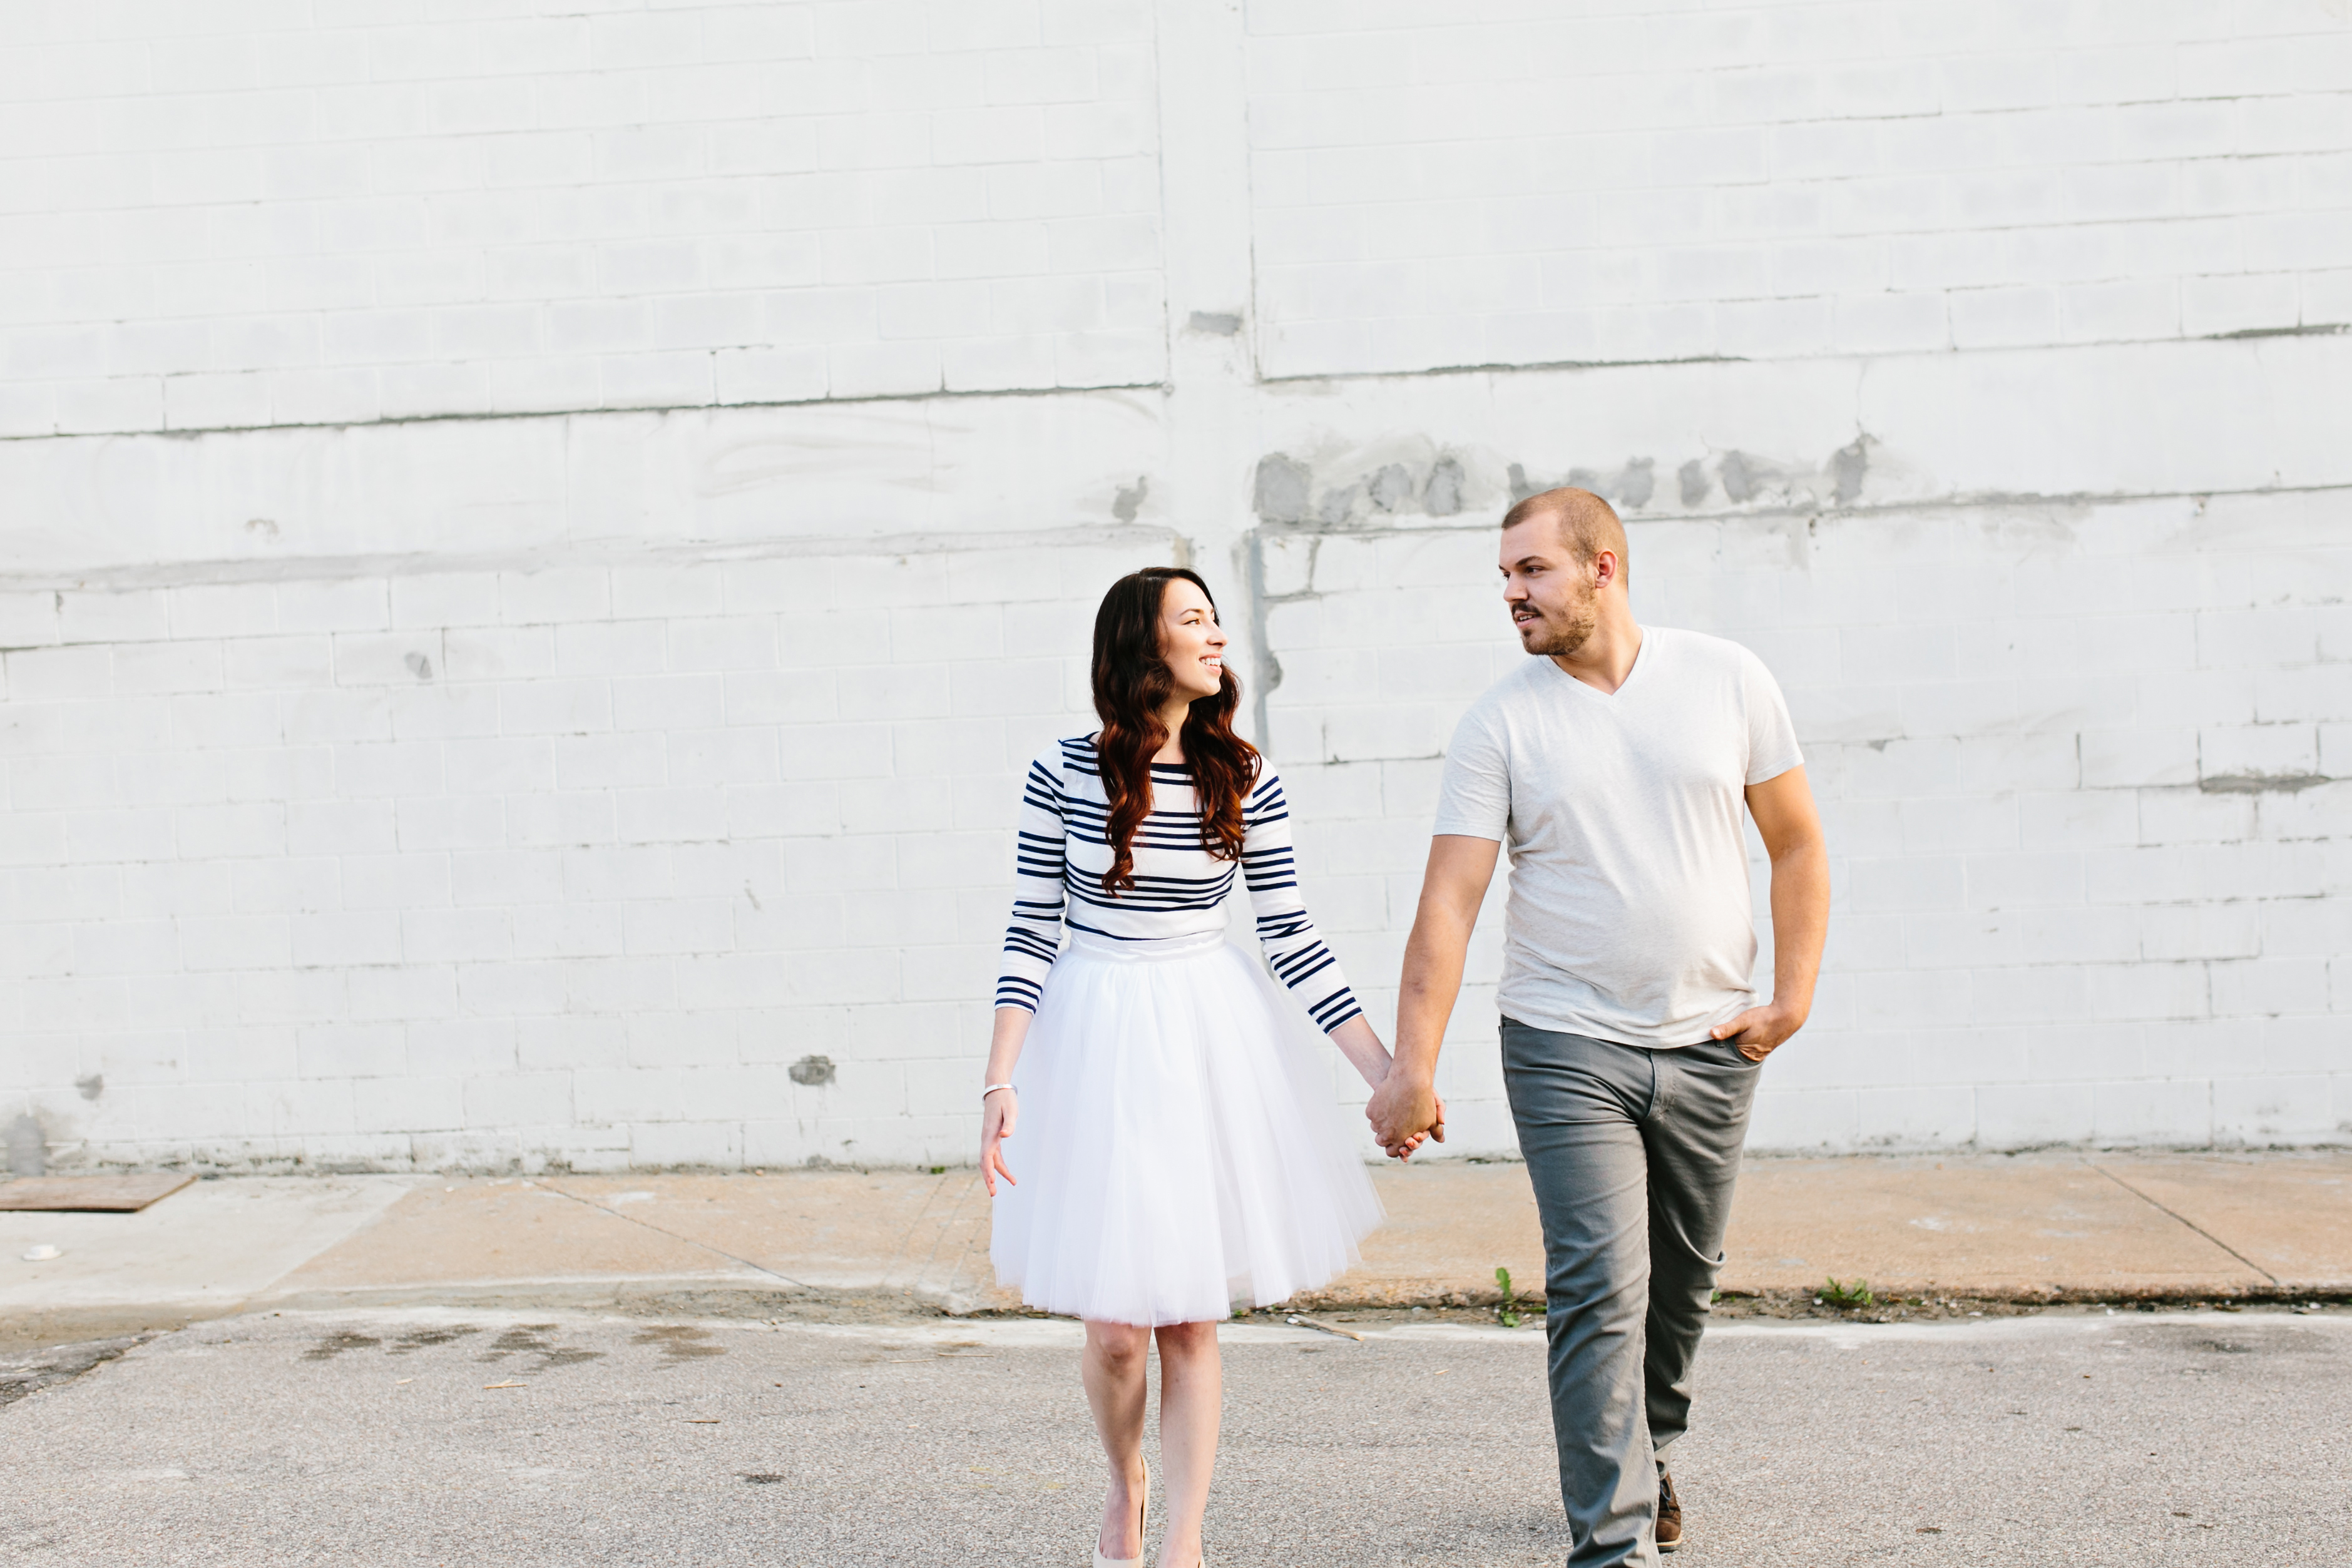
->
xmin=980 ymin=1087 xmax=1018 ymax=1196
xmin=1327 ymin=1019 xmax=1449 ymax=1158
xmin=1384 ymin=1092 xmax=1446 ymax=1160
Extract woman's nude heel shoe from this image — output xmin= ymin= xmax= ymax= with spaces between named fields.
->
xmin=1092 ymin=1466 xmax=1147 ymax=1568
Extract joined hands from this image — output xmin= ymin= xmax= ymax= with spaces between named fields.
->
xmin=1366 ymin=1070 xmax=1445 ymax=1161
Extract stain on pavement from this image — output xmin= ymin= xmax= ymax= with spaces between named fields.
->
xmin=479 ymin=1323 xmax=604 ymax=1371
xmin=633 ymin=1325 xmax=726 ymax=1363
xmin=302 ymin=1330 xmax=382 ymax=1361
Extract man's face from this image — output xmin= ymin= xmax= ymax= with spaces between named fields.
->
xmin=1498 ymin=519 xmax=1598 ymax=657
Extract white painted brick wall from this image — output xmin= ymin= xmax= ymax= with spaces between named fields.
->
xmin=0 ymin=0 xmax=1165 ymax=437
xmin=4 ymin=536 xmax=1165 ymax=1171
xmin=3 ymin=2 xmax=2348 ymax=1171
xmin=1262 ymin=486 xmax=2352 ymax=1153
xmin=1247 ymin=1 xmax=2352 ymax=377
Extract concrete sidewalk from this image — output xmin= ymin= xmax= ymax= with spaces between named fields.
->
xmin=3 ymin=1151 xmax=2347 ymax=1348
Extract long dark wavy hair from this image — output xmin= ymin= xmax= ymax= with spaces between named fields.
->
xmin=1091 ymin=567 xmax=1257 ymax=895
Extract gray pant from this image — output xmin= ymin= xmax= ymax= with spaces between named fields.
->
xmin=1500 ymin=1020 xmax=1762 ymax=1568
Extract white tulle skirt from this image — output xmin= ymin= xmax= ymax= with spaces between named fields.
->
xmin=989 ymin=929 xmax=1383 ymax=1326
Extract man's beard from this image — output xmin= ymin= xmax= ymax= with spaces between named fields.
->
xmin=1515 ymin=586 xmax=1597 ymax=656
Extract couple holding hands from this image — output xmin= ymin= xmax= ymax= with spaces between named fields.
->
xmin=978 ymin=487 xmax=1831 ymax=1567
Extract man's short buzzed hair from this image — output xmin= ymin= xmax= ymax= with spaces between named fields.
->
xmin=1501 ymin=487 xmax=1629 ymax=579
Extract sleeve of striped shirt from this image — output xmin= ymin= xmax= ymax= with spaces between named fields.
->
xmin=994 ymin=750 xmax=1069 ymax=1013
xmin=1239 ymin=766 xmax=1364 ymax=1035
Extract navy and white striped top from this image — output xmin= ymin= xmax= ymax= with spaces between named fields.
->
xmin=995 ymin=736 xmax=1364 ymax=1034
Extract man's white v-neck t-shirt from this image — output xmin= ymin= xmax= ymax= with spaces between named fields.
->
xmin=1432 ymin=625 xmax=1803 ymax=1049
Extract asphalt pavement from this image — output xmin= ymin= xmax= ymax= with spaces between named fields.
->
xmin=4 ymin=1305 xmax=2346 ymax=1567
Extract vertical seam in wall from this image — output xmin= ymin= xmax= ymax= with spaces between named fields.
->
xmin=2085 ymin=1161 xmax=2279 ymax=1286
xmin=1236 ymin=1 xmax=1264 ymax=384
xmin=1242 ymin=525 xmax=1279 ymax=752
xmin=1148 ymin=0 xmax=1173 ymax=360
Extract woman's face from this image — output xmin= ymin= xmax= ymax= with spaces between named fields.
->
xmin=1158 ymin=577 xmax=1227 ymax=704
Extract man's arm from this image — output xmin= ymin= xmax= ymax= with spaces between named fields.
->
xmin=1366 ymin=834 xmax=1502 ymax=1149
xmin=1709 ymin=765 xmax=1829 ymax=1062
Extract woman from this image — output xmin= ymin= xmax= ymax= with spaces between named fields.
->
xmin=979 ymin=566 xmax=1436 ymax=1568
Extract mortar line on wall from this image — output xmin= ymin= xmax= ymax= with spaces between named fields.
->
xmin=13 ymin=325 xmax=2345 ymax=448
xmin=10 ymin=479 xmax=2341 ymax=599
xmin=1262 ymin=353 xmax=1750 ymax=385
xmin=0 ymin=381 xmax=1173 ymax=444
xmin=2085 ymin=1161 xmax=2280 ymax=1286
xmin=0 ymin=522 xmax=1188 ymax=594
xmin=1250 ymin=322 xmax=2348 ymax=388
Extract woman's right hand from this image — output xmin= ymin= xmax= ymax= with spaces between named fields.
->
xmin=980 ymin=1087 xmax=1018 ymax=1195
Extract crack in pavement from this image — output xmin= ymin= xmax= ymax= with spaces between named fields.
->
xmin=2088 ymin=1162 xmax=2281 ymax=1286
xmin=529 ymin=1182 xmax=812 ymax=1292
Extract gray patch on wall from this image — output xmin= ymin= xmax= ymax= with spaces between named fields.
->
xmin=1525 ymin=457 xmax=1660 ymax=511
xmin=1424 ymin=457 xmax=1466 ymax=516
xmin=76 ymin=1074 xmax=103 ymax=1102
xmin=789 ymin=1056 xmax=837 ymax=1087
xmin=1254 ymin=454 xmax=1314 ymax=524
xmin=404 ymin=652 xmax=434 ymax=681
xmin=1678 ymin=459 xmax=1710 ymax=507
xmin=1369 ymin=464 xmax=1416 ymax=512
xmin=1268 ymin=446 xmax=1480 ymax=524
xmin=1112 ymin=476 xmax=1150 ymax=523
xmin=1316 ymin=482 xmax=1361 ymax=526
xmin=1831 ymin=437 xmax=1869 ymax=507
xmin=2200 ymin=771 xmax=2330 ymax=794
xmin=1719 ymin=451 xmax=1763 ymax=503
xmin=1187 ymin=310 xmax=1243 ymax=336
xmin=6 ymin=1114 xmax=45 ymax=1177
xmin=1695 ymin=436 xmax=1873 ymax=511
xmin=1615 ymin=457 xmax=1656 ymax=509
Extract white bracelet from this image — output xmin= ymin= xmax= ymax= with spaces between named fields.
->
xmin=982 ymin=1083 xmax=1016 ymax=1099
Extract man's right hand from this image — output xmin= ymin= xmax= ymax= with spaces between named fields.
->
xmin=1375 ymin=835 xmax=1497 ymax=1158
xmin=1366 ymin=1072 xmax=1444 ymax=1158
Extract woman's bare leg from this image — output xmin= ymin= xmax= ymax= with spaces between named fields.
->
xmin=1083 ymin=1321 xmax=1153 ymax=1559
xmin=1151 ymin=1320 xmax=1223 ymax=1567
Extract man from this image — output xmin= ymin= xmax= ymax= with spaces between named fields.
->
xmin=1368 ymin=487 xmax=1829 ymax=1564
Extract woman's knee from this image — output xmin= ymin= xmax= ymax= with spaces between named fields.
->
xmin=1087 ymin=1322 xmax=1152 ymax=1372
xmin=1153 ymin=1320 xmax=1220 ymax=1359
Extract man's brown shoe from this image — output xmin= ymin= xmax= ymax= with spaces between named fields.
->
xmin=1655 ymin=1470 xmax=1683 ymax=1554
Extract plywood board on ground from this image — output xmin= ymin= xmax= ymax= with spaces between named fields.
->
xmin=0 ymin=1174 xmax=197 ymax=1213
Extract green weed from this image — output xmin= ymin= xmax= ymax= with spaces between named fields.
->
xmin=1818 ymin=1276 xmax=1874 ymax=1308
xmin=1496 ymin=1265 xmax=1521 ymax=1328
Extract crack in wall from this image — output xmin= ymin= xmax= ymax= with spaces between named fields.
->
xmin=0 ymin=380 xmax=1173 ymax=445
xmin=0 ymin=522 xmax=1185 ymax=594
